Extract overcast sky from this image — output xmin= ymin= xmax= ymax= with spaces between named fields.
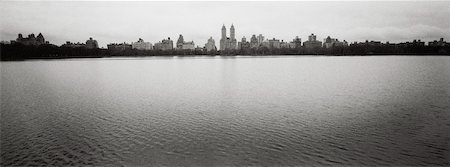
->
xmin=1 ymin=1 xmax=449 ymax=48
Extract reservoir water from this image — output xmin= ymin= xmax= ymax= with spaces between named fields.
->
xmin=1 ymin=56 xmax=450 ymax=166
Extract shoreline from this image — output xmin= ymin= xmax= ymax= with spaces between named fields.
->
xmin=2 ymin=54 xmax=449 ymax=62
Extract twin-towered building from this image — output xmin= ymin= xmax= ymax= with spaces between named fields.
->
xmin=220 ymin=24 xmax=237 ymax=50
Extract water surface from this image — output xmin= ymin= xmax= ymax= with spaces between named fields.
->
xmin=1 ymin=56 xmax=450 ymax=166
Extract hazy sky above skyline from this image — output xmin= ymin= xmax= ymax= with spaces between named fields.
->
xmin=1 ymin=1 xmax=449 ymax=47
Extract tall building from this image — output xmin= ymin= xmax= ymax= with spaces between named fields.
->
xmin=292 ymin=36 xmax=302 ymax=48
xmin=308 ymin=34 xmax=317 ymax=41
xmin=238 ymin=36 xmax=250 ymax=50
xmin=154 ymin=37 xmax=173 ymax=50
xmin=132 ymin=38 xmax=152 ymax=50
xmin=250 ymin=35 xmax=259 ymax=48
xmin=323 ymin=36 xmax=336 ymax=48
xmin=176 ymin=34 xmax=185 ymax=49
xmin=303 ymin=33 xmax=322 ymax=49
xmin=323 ymin=36 xmax=347 ymax=48
xmin=220 ymin=24 xmax=237 ymax=50
xmin=176 ymin=34 xmax=195 ymax=50
xmin=268 ymin=38 xmax=281 ymax=49
xmin=257 ymin=34 xmax=265 ymax=44
xmin=15 ymin=33 xmax=47 ymax=46
xmin=85 ymin=37 xmax=99 ymax=49
xmin=204 ymin=37 xmax=216 ymax=52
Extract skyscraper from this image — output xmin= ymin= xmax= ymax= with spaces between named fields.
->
xmin=220 ymin=24 xmax=237 ymax=50
xmin=230 ymin=24 xmax=235 ymax=40
xmin=176 ymin=34 xmax=184 ymax=49
xmin=250 ymin=35 xmax=258 ymax=48
xmin=257 ymin=34 xmax=264 ymax=44
xmin=204 ymin=37 xmax=216 ymax=52
xmin=238 ymin=36 xmax=250 ymax=50
xmin=303 ymin=33 xmax=322 ymax=49
xmin=292 ymin=36 xmax=302 ymax=48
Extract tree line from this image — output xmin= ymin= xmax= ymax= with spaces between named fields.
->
xmin=1 ymin=43 xmax=449 ymax=61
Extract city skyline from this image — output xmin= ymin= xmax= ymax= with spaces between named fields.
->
xmin=1 ymin=1 xmax=449 ymax=48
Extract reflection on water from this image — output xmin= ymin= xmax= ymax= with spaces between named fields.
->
xmin=1 ymin=56 xmax=450 ymax=166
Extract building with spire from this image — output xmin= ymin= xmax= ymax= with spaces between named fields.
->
xmin=176 ymin=35 xmax=185 ymax=49
xmin=220 ymin=24 xmax=237 ymax=50
xmin=204 ymin=37 xmax=217 ymax=52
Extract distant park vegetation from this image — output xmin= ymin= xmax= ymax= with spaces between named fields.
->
xmin=1 ymin=43 xmax=449 ymax=61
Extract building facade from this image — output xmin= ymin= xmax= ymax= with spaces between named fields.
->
xmin=181 ymin=41 xmax=195 ymax=50
xmin=107 ymin=43 xmax=132 ymax=52
xmin=132 ymin=38 xmax=152 ymax=50
xmin=85 ymin=37 xmax=99 ymax=49
xmin=238 ymin=36 xmax=251 ymax=50
xmin=62 ymin=41 xmax=86 ymax=48
xmin=220 ymin=24 xmax=237 ymax=50
xmin=261 ymin=40 xmax=270 ymax=48
xmin=15 ymin=33 xmax=47 ymax=46
xmin=292 ymin=36 xmax=302 ymax=48
xmin=268 ymin=38 xmax=281 ymax=49
xmin=176 ymin=34 xmax=195 ymax=50
xmin=428 ymin=38 xmax=449 ymax=46
xmin=257 ymin=34 xmax=265 ymax=44
xmin=250 ymin=35 xmax=259 ymax=48
xmin=204 ymin=37 xmax=216 ymax=52
xmin=280 ymin=40 xmax=296 ymax=49
xmin=303 ymin=33 xmax=323 ymax=49
xmin=154 ymin=37 xmax=173 ymax=50
xmin=323 ymin=36 xmax=347 ymax=48
xmin=61 ymin=37 xmax=99 ymax=49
